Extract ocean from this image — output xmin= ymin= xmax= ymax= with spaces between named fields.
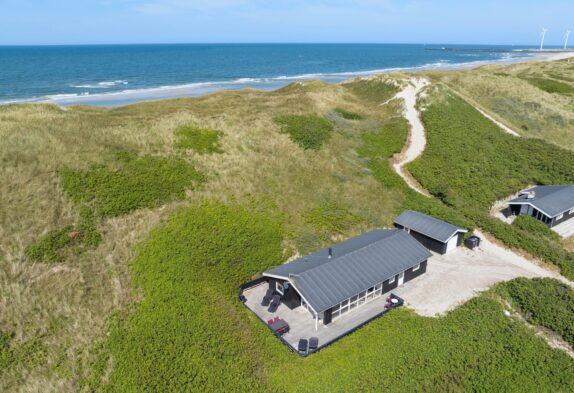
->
xmin=0 ymin=43 xmax=539 ymax=107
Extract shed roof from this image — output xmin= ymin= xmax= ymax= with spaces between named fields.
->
xmin=264 ymin=229 xmax=432 ymax=313
xmin=393 ymin=210 xmax=467 ymax=243
xmin=508 ymin=185 xmax=574 ymax=218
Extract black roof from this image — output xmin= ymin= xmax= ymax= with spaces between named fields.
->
xmin=394 ymin=210 xmax=467 ymax=243
xmin=508 ymin=186 xmax=574 ymax=218
xmin=264 ymin=229 xmax=432 ymax=313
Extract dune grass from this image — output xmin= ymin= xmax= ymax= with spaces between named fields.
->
xmin=174 ymin=125 xmax=223 ymax=154
xmin=3 ymin=69 xmax=574 ymax=391
xmin=428 ymin=60 xmax=574 ymax=150
xmin=0 ymin=78 xmax=402 ymax=391
xmin=408 ymin=88 xmax=574 ymax=278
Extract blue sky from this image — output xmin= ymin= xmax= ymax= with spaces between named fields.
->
xmin=1 ymin=0 xmax=573 ymax=45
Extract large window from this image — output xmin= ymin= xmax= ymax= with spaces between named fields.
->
xmin=330 ymin=281 xmax=386 ymax=321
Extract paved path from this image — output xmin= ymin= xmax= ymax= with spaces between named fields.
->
xmin=391 ymin=78 xmax=432 ymax=196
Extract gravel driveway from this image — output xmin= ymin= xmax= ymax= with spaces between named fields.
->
xmin=394 ymin=230 xmax=573 ymax=317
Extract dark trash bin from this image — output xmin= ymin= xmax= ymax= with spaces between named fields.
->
xmin=465 ymin=235 xmax=481 ymax=250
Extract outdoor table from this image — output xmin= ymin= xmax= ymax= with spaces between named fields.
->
xmin=391 ymin=298 xmax=399 ymax=304
xmin=269 ymin=319 xmax=289 ymax=335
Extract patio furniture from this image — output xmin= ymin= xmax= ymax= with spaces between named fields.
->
xmin=269 ymin=319 xmax=290 ymax=335
xmin=268 ymin=294 xmax=281 ymax=313
xmin=267 ymin=319 xmax=274 ymax=325
xmin=298 ymin=339 xmax=308 ymax=355
xmin=309 ymin=337 xmax=319 ymax=352
xmin=261 ymin=288 xmax=274 ymax=307
xmin=273 ymin=316 xmax=280 ymax=323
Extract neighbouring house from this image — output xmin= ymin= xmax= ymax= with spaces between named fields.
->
xmin=393 ymin=210 xmax=468 ymax=254
xmin=261 ymin=229 xmax=432 ymax=330
xmin=507 ymin=186 xmax=574 ymax=228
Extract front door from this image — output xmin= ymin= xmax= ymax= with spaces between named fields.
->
xmin=398 ymin=272 xmax=405 ymax=286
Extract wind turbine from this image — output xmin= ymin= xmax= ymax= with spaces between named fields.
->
xmin=565 ymin=30 xmax=571 ymax=49
xmin=540 ymin=28 xmax=548 ymax=51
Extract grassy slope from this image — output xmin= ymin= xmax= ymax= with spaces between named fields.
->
xmin=1 ymin=69 xmax=574 ymax=391
xmin=93 ymin=201 xmax=574 ymax=393
xmin=0 ymin=77 xmax=403 ymax=391
xmin=427 ymin=59 xmax=574 ymax=150
xmin=409 ymin=87 xmax=574 ymax=278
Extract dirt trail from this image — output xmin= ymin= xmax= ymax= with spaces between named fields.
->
xmin=392 ymin=78 xmax=431 ymax=196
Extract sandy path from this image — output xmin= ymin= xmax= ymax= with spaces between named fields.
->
xmin=392 ymin=78 xmax=431 ymax=196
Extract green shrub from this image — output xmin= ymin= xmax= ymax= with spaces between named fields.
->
xmin=499 ymin=278 xmax=574 ymax=346
xmin=25 ymin=226 xmax=74 ymax=263
xmin=273 ymin=115 xmax=333 ymax=150
xmin=357 ymin=119 xmax=408 ymax=159
xmin=523 ymin=77 xmax=574 ymax=95
xmin=513 ymin=215 xmax=561 ymax=242
xmin=174 ymin=125 xmax=223 ymax=154
xmin=59 ymin=152 xmax=205 ymax=218
xmin=25 ymin=207 xmax=101 ymax=263
xmin=304 ymin=200 xmax=361 ymax=236
xmin=408 ymin=93 xmax=574 ymax=278
xmin=95 ymin=201 xmax=574 ymax=392
xmin=100 ymin=201 xmax=284 ymax=391
xmin=334 ymin=108 xmax=363 ymax=120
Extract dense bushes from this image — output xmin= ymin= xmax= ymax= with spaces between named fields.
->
xmin=408 ymin=93 xmax=574 ymax=278
xmin=357 ymin=119 xmax=473 ymax=230
xmin=96 ymin=202 xmax=284 ymax=392
xmin=334 ymin=108 xmax=363 ymax=120
xmin=273 ymin=115 xmax=333 ymax=150
xmin=523 ymin=77 xmax=574 ymax=95
xmin=94 ymin=201 xmax=574 ymax=392
xmin=25 ymin=207 xmax=101 ymax=263
xmin=59 ymin=152 xmax=205 ymax=218
xmin=25 ymin=226 xmax=75 ymax=263
xmin=499 ymin=278 xmax=574 ymax=347
xmin=174 ymin=125 xmax=223 ymax=154
xmin=513 ymin=215 xmax=561 ymax=242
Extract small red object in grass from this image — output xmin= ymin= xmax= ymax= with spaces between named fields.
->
xmin=68 ymin=231 xmax=81 ymax=239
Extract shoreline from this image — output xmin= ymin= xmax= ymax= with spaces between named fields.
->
xmin=4 ymin=50 xmax=574 ymax=108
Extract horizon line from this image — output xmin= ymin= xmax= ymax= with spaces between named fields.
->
xmin=0 ymin=41 xmax=562 ymax=48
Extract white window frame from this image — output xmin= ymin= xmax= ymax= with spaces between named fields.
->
xmin=276 ymin=281 xmax=284 ymax=295
xmin=556 ymin=213 xmax=564 ymax=221
xmin=388 ymin=276 xmax=396 ymax=284
xmin=412 ymin=264 xmax=420 ymax=272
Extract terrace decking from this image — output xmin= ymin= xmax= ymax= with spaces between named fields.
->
xmin=242 ymin=282 xmax=400 ymax=353
xmin=552 ymin=218 xmax=574 ymax=238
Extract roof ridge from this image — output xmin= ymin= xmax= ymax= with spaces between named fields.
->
xmin=297 ymin=229 xmax=403 ymax=278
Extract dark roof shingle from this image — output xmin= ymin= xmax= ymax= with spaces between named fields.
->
xmin=264 ymin=229 xmax=432 ymax=313
xmin=508 ymin=186 xmax=574 ymax=217
xmin=393 ymin=210 xmax=466 ymax=243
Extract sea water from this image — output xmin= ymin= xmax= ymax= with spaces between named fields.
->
xmin=0 ymin=43 xmax=538 ymax=107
